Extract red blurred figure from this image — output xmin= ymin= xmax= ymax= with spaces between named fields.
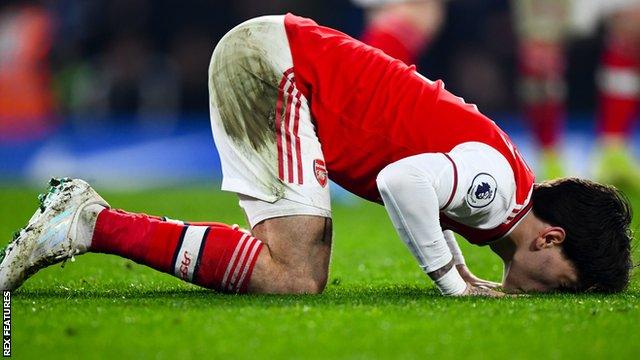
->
xmin=355 ymin=0 xmax=446 ymax=65
xmin=514 ymin=0 xmax=640 ymax=183
xmin=594 ymin=3 xmax=640 ymax=186
xmin=0 ymin=2 xmax=56 ymax=142
xmin=512 ymin=0 xmax=572 ymax=180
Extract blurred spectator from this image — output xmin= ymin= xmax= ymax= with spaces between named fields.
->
xmin=512 ymin=0 xmax=572 ymax=179
xmin=511 ymin=0 xmax=640 ymax=183
xmin=101 ymin=34 xmax=179 ymax=118
xmin=170 ymin=27 xmax=213 ymax=115
xmin=425 ymin=0 xmax=515 ymax=112
xmin=53 ymin=0 xmax=180 ymax=125
xmin=594 ymin=1 xmax=640 ymax=186
xmin=0 ymin=0 xmax=627 ymax=133
xmin=0 ymin=0 xmax=56 ymax=142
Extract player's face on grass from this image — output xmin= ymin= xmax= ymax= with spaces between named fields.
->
xmin=501 ymin=228 xmax=579 ymax=293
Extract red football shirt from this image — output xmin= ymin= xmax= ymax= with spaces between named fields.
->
xmin=284 ymin=14 xmax=535 ymax=243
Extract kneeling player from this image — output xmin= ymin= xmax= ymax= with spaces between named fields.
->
xmin=0 ymin=14 xmax=633 ymax=296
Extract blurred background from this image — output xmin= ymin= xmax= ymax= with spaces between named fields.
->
xmin=1 ymin=0 xmax=640 ymax=190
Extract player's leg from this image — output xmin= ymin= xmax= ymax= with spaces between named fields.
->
xmin=594 ymin=4 xmax=640 ymax=185
xmin=356 ymin=0 xmax=445 ymax=65
xmin=90 ymin=206 xmax=332 ymax=294
xmin=207 ymin=15 xmax=334 ymax=293
xmin=246 ymin=213 xmax=332 ymax=294
xmin=513 ymin=0 xmax=572 ymax=179
xmin=0 ymin=180 xmax=329 ymax=293
xmin=94 ymin=14 xmax=335 ymax=294
xmin=0 ymin=16 xmax=333 ymax=294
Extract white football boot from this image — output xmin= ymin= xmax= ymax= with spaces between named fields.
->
xmin=0 ymin=178 xmax=109 ymax=291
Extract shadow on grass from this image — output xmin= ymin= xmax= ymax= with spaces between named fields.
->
xmin=12 ymin=283 xmax=639 ymax=308
xmin=14 ymin=284 xmax=439 ymax=305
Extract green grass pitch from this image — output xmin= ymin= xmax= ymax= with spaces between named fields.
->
xmin=0 ymin=185 xmax=639 ymax=359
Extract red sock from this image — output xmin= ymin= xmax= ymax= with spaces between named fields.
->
xmin=597 ymin=39 xmax=640 ymax=138
xmin=361 ymin=13 xmax=430 ymax=65
xmin=518 ymin=41 xmax=566 ymax=149
xmin=90 ymin=209 xmax=263 ymax=293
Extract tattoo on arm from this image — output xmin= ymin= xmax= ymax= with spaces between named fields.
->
xmin=427 ymin=258 xmax=455 ymax=281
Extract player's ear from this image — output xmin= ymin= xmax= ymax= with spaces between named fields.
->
xmin=533 ymin=227 xmax=566 ymax=250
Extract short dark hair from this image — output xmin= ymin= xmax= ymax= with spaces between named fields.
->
xmin=531 ymin=177 xmax=633 ymax=293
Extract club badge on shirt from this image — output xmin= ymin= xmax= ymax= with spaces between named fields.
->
xmin=466 ymin=173 xmax=497 ymax=208
xmin=314 ymin=159 xmax=328 ymax=187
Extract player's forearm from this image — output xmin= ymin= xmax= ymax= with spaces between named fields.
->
xmin=376 ymin=159 xmax=466 ymax=295
xmin=443 ymin=230 xmax=465 ymax=265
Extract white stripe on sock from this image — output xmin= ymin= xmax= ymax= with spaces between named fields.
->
xmin=228 ymin=236 xmax=256 ymax=291
xmin=173 ymin=226 xmax=208 ymax=281
xmin=234 ymin=238 xmax=262 ymax=292
xmin=221 ymin=233 xmax=249 ymax=289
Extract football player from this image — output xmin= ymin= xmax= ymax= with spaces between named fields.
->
xmin=593 ymin=1 xmax=640 ymax=186
xmin=1 ymin=14 xmax=632 ymax=296
xmin=514 ymin=0 xmax=640 ymax=182
xmin=513 ymin=0 xmax=572 ymax=180
xmin=354 ymin=0 xmax=445 ymax=65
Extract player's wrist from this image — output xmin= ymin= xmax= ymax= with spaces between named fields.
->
xmin=428 ymin=259 xmax=467 ymax=296
xmin=447 ymin=241 xmax=465 ymax=266
xmin=435 ymin=265 xmax=467 ymax=295
xmin=452 ymin=254 xmax=466 ymax=266
xmin=443 ymin=231 xmax=465 ymax=266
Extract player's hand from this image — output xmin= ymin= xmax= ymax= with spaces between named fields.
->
xmin=460 ymin=283 xmax=505 ymax=297
xmin=456 ymin=264 xmax=501 ymax=289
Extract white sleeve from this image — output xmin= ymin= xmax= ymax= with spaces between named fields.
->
xmin=444 ymin=230 xmax=465 ymax=265
xmin=443 ymin=142 xmax=517 ymax=230
xmin=376 ymin=153 xmax=467 ymax=295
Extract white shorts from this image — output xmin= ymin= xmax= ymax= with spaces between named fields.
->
xmin=208 ymin=15 xmax=331 ymax=227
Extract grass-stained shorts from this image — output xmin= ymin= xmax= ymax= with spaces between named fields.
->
xmin=208 ymin=15 xmax=331 ymax=227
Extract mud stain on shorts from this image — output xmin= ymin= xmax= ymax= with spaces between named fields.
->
xmin=210 ymin=27 xmax=280 ymax=153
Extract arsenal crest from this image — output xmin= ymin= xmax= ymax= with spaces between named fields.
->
xmin=313 ymin=159 xmax=328 ymax=187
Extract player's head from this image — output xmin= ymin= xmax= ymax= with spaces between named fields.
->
xmin=503 ymin=177 xmax=633 ymax=294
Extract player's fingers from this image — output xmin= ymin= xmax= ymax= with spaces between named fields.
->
xmin=469 ymin=279 xmax=502 ymax=289
xmin=480 ymin=289 xmax=505 ymax=297
xmin=462 ymin=284 xmax=505 ymax=297
xmin=478 ymin=280 xmax=502 ymax=289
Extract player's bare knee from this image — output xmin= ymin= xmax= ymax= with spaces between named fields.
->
xmin=252 ymin=216 xmax=332 ymax=264
xmin=310 ymin=270 xmax=329 ymax=294
xmin=250 ymin=216 xmax=331 ymax=294
xmin=295 ymin=262 xmax=330 ymax=294
xmin=300 ymin=276 xmax=327 ymax=294
xmin=281 ymin=226 xmax=331 ymax=294
xmin=284 ymin=268 xmax=328 ymax=294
